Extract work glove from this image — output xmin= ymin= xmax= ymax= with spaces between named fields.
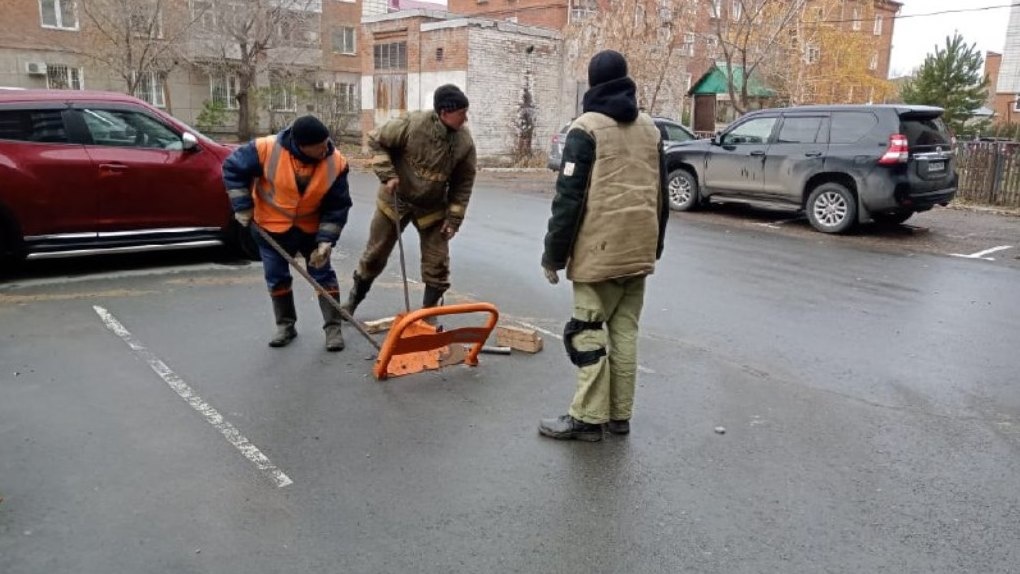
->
xmin=543 ymin=266 xmax=560 ymax=285
xmin=308 ymin=242 xmax=332 ymax=268
xmin=234 ymin=209 xmax=253 ymax=227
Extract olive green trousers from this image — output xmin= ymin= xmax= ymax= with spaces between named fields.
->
xmin=567 ymin=275 xmax=647 ymax=425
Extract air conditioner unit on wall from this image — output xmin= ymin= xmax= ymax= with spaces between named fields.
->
xmin=25 ymin=62 xmax=47 ymax=76
xmin=314 ymin=80 xmax=328 ymax=91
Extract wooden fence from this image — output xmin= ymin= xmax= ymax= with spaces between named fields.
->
xmin=954 ymin=142 xmax=1020 ymax=208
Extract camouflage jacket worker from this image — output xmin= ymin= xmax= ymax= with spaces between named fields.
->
xmin=369 ymin=110 xmax=477 ymax=230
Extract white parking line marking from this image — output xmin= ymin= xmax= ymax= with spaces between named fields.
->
xmin=517 ymin=321 xmax=655 ymax=374
xmin=93 ymin=305 xmax=293 ymax=488
xmin=950 ymin=245 xmax=1013 ymax=261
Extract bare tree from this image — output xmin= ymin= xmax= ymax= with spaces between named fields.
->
xmin=187 ymin=0 xmax=322 ymax=141
xmin=711 ymin=0 xmax=809 ymax=114
xmin=565 ymin=0 xmax=700 ymax=116
xmin=78 ymin=0 xmax=201 ymax=104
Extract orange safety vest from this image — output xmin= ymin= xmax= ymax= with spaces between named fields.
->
xmin=252 ymin=135 xmax=347 ymax=234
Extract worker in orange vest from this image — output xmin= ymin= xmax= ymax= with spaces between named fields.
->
xmin=222 ymin=115 xmax=353 ymax=351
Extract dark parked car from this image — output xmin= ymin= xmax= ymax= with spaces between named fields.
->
xmin=664 ymin=104 xmax=958 ymax=233
xmin=0 ymin=89 xmax=255 ymax=263
xmin=548 ymin=116 xmax=697 ymax=171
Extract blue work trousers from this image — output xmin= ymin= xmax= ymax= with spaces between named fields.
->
xmin=252 ymin=226 xmax=339 ymax=296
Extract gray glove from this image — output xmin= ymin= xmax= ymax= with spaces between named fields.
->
xmin=543 ymin=266 xmax=559 ymax=285
xmin=308 ymin=242 xmax=332 ymax=268
xmin=234 ymin=209 xmax=253 ymax=227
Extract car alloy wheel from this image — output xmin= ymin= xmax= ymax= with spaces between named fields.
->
xmin=806 ymin=182 xmax=857 ymax=233
xmin=667 ymin=169 xmax=698 ymax=211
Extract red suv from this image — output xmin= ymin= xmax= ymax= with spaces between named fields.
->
xmin=0 ymin=89 xmax=255 ymax=263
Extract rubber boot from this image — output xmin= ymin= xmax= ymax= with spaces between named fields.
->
xmin=340 ymin=272 xmax=374 ymax=320
xmin=422 ymin=284 xmax=446 ymax=308
xmin=269 ymin=292 xmax=297 ymax=348
xmin=318 ymin=294 xmax=345 ymax=352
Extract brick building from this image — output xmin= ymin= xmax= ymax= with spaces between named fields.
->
xmin=0 ymin=0 xmax=364 ymax=138
xmin=993 ymin=5 xmax=1020 ymax=126
xmin=359 ymin=9 xmax=566 ymax=158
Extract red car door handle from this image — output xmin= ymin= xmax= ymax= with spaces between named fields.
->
xmin=99 ymin=163 xmax=128 ymax=173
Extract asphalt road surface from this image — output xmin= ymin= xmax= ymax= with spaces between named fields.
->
xmin=2 ymin=170 xmax=1018 ymax=573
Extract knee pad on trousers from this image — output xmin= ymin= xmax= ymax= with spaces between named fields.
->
xmin=563 ymin=318 xmax=606 ymax=367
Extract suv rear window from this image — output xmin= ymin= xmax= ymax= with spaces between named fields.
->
xmin=0 ymin=109 xmax=68 ymax=143
xmin=829 ymin=112 xmax=878 ymax=144
xmin=900 ymin=116 xmax=950 ymax=147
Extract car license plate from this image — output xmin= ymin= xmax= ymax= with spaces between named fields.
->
xmin=929 ymin=161 xmax=945 ymax=173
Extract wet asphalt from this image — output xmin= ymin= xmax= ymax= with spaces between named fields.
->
xmin=1 ymin=171 xmax=1018 ymax=573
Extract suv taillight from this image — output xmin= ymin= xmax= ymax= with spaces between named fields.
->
xmin=879 ymin=134 xmax=909 ymax=165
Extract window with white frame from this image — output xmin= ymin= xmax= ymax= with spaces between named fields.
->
xmin=270 ymin=74 xmax=297 ymax=112
xmin=804 ymin=43 xmax=820 ymax=64
xmin=682 ymin=72 xmax=692 ymax=92
xmin=333 ymin=27 xmax=356 ymax=55
xmin=210 ymin=74 xmax=238 ymax=109
xmin=1014 ymin=98 xmax=1020 ymax=113
xmin=373 ymin=42 xmax=407 ymax=70
xmin=852 ymin=7 xmax=861 ymax=31
xmin=731 ymin=0 xmax=741 ymax=21
xmin=569 ymin=0 xmax=597 ymax=23
xmin=869 ymin=52 xmax=878 ymax=71
xmin=334 ymin=82 xmax=358 ymax=113
xmin=710 ymin=0 xmax=722 ymax=18
xmin=133 ymin=71 xmax=166 ymax=107
xmin=706 ymin=35 xmax=719 ymax=58
xmin=40 ymin=0 xmax=78 ymax=30
xmin=874 ymin=15 xmax=883 ymax=36
xmin=46 ymin=64 xmax=82 ymax=90
xmin=682 ymin=32 xmax=695 ymax=56
xmin=130 ymin=9 xmax=164 ymax=39
xmin=190 ymin=0 xmax=215 ymax=29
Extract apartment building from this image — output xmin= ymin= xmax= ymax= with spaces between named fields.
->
xmin=0 ymin=0 xmax=363 ymax=138
xmin=447 ymin=0 xmax=900 ymax=111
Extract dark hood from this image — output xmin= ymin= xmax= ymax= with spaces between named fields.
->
xmin=582 ymin=77 xmax=639 ymax=123
xmin=277 ymin=127 xmax=335 ymax=164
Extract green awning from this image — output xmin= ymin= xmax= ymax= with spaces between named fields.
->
xmin=689 ymin=62 xmax=774 ymax=97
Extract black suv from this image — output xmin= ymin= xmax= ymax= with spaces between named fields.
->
xmin=664 ymin=105 xmax=957 ymax=233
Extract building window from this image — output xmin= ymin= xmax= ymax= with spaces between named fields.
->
xmin=682 ymin=32 xmax=695 ymax=57
xmin=1012 ymin=98 xmax=1020 ymax=113
xmin=852 ymin=8 xmax=861 ymax=31
xmin=706 ymin=35 xmax=719 ymax=58
xmin=682 ymin=72 xmax=692 ymax=92
xmin=710 ymin=0 xmax=722 ymax=18
xmin=731 ymin=0 xmax=741 ymax=21
xmin=270 ymin=74 xmax=297 ymax=112
xmin=210 ymin=74 xmax=238 ymax=109
xmin=40 ymin=0 xmax=78 ymax=30
xmin=569 ymin=0 xmax=597 ymax=23
xmin=46 ymin=64 xmax=83 ymax=90
xmin=133 ymin=71 xmax=166 ymax=107
xmin=334 ymin=82 xmax=358 ymax=113
xmin=373 ymin=42 xmax=407 ymax=71
xmin=869 ymin=53 xmax=879 ymax=71
xmin=130 ymin=9 xmax=163 ymax=39
xmin=874 ymin=15 xmax=883 ymax=36
xmin=804 ymin=43 xmax=820 ymax=64
xmin=333 ymin=27 xmax=356 ymax=55
xmin=190 ymin=0 xmax=215 ymax=29
xmin=435 ymin=47 xmax=444 ymax=62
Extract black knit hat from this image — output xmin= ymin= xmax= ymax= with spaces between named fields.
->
xmin=291 ymin=115 xmax=330 ymax=145
xmin=434 ymin=84 xmax=469 ymax=113
xmin=588 ymin=50 xmax=629 ymax=88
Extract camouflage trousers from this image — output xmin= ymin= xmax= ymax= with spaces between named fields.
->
xmin=354 ymin=207 xmax=451 ymax=291
xmin=567 ymin=275 xmax=647 ymax=425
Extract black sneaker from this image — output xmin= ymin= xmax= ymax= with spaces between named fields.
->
xmin=538 ymin=415 xmax=604 ymax=442
xmin=606 ymin=420 xmax=630 ymax=435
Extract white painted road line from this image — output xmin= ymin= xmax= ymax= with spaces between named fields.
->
xmin=950 ymin=245 xmax=1013 ymax=261
xmin=517 ymin=320 xmax=656 ymax=375
xmin=93 ymin=305 xmax=293 ymax=488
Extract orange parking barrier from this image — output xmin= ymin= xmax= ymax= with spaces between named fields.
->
xmin=373 ymin=302 xmax=499 ymax=380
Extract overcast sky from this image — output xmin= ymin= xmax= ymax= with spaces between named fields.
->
xmin=889 ymin=0 xmax=1013 ymax=78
